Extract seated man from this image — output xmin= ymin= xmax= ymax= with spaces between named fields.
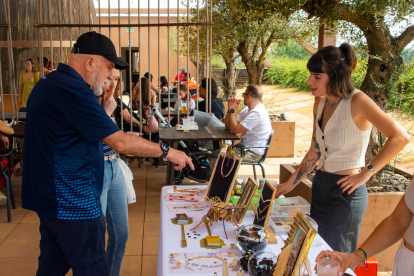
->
xmin=209 ymin=84 xmax=272 ymax=170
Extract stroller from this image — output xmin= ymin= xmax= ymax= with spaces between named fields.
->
xmin=152 ymin=108 xmax=225 ymax=185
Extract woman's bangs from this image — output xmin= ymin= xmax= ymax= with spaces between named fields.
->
xmin=307 ymin=54 xmax=324 ymax=73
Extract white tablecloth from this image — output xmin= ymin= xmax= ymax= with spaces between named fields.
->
xmin=157 ymin=185 xmax=356 ymax=276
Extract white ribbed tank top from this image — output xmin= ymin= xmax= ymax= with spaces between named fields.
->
xmin=315 ymin=90 xmax=372 ymax=172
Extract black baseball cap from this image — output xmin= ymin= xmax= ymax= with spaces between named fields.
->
xmin=72 ymin=31 xmax=129 ymax=70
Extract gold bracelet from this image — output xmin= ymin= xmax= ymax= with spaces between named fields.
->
xmin=352 ymin=251 xmax=364 ymax=266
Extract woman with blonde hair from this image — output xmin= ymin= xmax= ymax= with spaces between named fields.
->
xmin=18 ymin=58 xmax=40 ymax=107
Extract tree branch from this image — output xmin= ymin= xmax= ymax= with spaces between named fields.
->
xmin=396 ymin=25 xmax=414 ymax=52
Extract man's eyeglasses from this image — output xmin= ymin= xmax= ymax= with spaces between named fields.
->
xmin=242 ymin=93 xmax=250 ymax=97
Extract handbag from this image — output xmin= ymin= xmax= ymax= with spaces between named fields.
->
xmin=117 ymin=157 xmax=136 ymax=204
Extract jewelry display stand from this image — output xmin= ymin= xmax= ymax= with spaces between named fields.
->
xmin=253 ymin=181 xmax=277 ymax=244
xmin=203 ymin=151 xmax=241 ymax=203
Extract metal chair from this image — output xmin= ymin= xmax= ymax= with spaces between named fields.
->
xmin=238 ymin=129 xmax=274 ymax=180
xmin=0 ymin=149 xmax=15 ymax=222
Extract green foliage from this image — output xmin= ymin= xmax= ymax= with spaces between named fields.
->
xmin=265 ymin=59 xmax=310 ymax=91
xmin=388 ymin=62 xmax=414 ymax=114
xmin=211 ymin=55 xmax=226 ymax=68
xmin=267 ymin=40 xmax=311 ymax=60
xmin=265 ymin=58 xmax=368 ymax=92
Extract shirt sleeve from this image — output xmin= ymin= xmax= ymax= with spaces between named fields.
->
xmin=189 ymin=99 xmax=195 ymax=110
xmin=238 ymin=110 xmax=260 ymax=131
xmin=65 ymin=89 xmax=120 ymax=144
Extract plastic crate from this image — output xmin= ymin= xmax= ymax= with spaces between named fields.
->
xmin=272 ymin=196 xmax=310 ymax=220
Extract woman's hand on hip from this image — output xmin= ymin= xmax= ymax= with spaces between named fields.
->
xmin=337 ymin=172 xmax=370 ymax=194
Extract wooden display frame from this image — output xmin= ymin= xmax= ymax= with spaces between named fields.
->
xmin=253 ymin=180 xmax=276 ymax=228
xmin=203 ymin=151 xmax=241 ymax=204
xmin=234 ymin=177 xmax=258 ymax=224
xmin=281 ymin=213 xmax=316 ymax=276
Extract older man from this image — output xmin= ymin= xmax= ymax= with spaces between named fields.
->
xmin=209 ymin=84 xmax=272 ymax=170
xmin=22 ymin=32 xmax=193 ymax=276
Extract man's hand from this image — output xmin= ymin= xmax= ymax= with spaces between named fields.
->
xmin=0 ymin=134 xmax=9 ymax=145
xmin=166 ymin=148 xmax=195 ymax=170
xmin=143 ymin=125 xmax=150 ymax=135
xmin=228 ymin=97 xmax=240 ymax=110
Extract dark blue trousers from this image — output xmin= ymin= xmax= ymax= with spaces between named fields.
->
xmin=311 ymin=170 xmax=368 ymax=253
xmin=36 ymin=215 xmax=108 ymax=276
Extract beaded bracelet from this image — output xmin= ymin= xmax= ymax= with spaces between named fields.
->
xmin=357 ymin=247 xmax=368 ymax=261
xmin=352 ymin=251 xmax=364 ymax=266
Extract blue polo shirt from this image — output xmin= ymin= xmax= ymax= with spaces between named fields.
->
xmin=22 ymin=63 xmax=120 ymax=220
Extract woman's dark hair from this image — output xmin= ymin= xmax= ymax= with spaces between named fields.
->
xmin=143 ymin=72 xmax=153 ymax=82
xmin=160 ymin=76 xmax=168 ymax=87
xmin=201 ymin=78 xmax=218 ymax=98
xmin=140 ymin=77 xmax=151 ymax=106
xmin=37 ymin=57 xmax=49 ymax=68
xmin=307 ymin=43 xmax=357 ymax=98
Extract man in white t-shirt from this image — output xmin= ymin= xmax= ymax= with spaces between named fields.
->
xmin=209 ymin=84 xmax=272 ymax=170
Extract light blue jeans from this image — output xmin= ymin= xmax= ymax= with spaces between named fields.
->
xmin=100 ymin=158 xmax=129 ymax=276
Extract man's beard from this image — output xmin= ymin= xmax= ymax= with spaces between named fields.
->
xmin=91 ymin=66 xmax=104 ymax=96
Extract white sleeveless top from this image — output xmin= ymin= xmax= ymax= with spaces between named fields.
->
xmin=404 ymin=180 xmax=414 ymax=246
xmin=315 ymin=90 xmax=372 ymax=172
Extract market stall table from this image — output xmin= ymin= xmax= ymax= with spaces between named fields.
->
xmin=158 ymin=126 xmax=240 ymax=185
xmin=157 ymin=185 xmax=357 ymax=276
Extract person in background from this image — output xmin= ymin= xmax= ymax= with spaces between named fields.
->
xmin=0 ymin=120 xmax=14 ymax=205
xmin=276 ymin=43 xmax=410 ymax=254
xmin=35 ymin=57 xmax=50 ymax=76
xmin=181 ymin=72 xmax=197 ymax=91
xmin=99 ymin=74 xmax=129 ymax=276
xmin=198 ymin=78 xmax=225 ymax=120
xmin=132 ymin=76 xmax=156 ymax=106
xmin=18 ymin=58 xmax=40 ymax=107
xmin=316 ymin=178 xmax=414 ymax=276
xmin=208 ymin=84 xmax=271 ymax=170
xmin=174 ymin=84 xmax=195 ymax=111
xmin=173 ymin=68 xmax=186 ymax=86
xmin=112 ymin=72 xmax=146 ymax=133
xmin=47 ymin=59 xmax=57 ymax=71
xmin=160 ymin=76 xmax=169 ymax=91
xmin=170 ymin=84 xmax=195 ymax=127
xmin=132 ymin=72 xmax=159 ymax=105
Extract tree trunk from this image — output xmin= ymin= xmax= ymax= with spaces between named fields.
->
xmin=358 ymin=24 xmax=405 ymax=187
xmin=223 ymin=59 xmax=237 ymax=99
xmin=237 ymin=40 xmax=265 ymax=85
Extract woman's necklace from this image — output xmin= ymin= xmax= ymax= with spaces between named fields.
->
xmin=326 ymin=97 xmax=341 ymax=109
